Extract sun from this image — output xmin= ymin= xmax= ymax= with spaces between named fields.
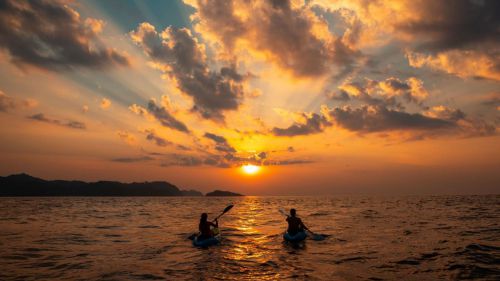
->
xmin=241 ymin=164 xmax=261 ymax=175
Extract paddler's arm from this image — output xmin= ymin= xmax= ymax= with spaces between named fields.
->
xmin=299 ymin=219 xmax=309 ymax=231
xmin=208 ymin=220 xmax=218 ymax=227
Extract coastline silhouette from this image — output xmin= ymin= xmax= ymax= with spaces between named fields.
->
xmin=0 ymin=173 xmax=245 ymax=197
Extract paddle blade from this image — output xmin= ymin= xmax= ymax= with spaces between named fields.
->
xmin=310 ymin=233 xmax=330 ymax=241
xmin=213 ymin=204 xmax=234 ymax=221
xmin=222 ymin=204 xmax=234 ymax=214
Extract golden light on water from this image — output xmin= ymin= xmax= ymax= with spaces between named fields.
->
xmin=241 ymin=164 xmax=260 ymax=175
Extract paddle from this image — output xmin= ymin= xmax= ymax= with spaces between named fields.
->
xmin=213 ymin=204 xmax=234 ymax=222
xmin=187 ymin=204 xmax=234 ymax=240
xmin=279 ymin=208 xmax=329 ymax=241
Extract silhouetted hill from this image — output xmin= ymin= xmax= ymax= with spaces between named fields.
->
xmin=181 ymin=189 xmax=203 ymax=196
xmin=206 ymin=190 xmax=244 ymax=196
xmin=0 ymin=174 xmax=201 ymax=197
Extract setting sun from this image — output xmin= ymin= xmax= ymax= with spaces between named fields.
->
xmin=241 ymin=164 xmax=261 ymax=175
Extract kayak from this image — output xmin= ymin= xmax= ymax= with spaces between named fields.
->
xmin=192 ymin=227 xmax=221 ymax=247
xmin=283 ymin=231 xmax=307 ymax=242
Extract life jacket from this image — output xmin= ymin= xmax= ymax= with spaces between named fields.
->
xmin=286 ymin=216 xmax=303 ymax=235
xmin=199 ymin=220 xmax=213 ymax=237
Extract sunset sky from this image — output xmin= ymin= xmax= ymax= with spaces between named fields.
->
xmin=0 ymin=0 xmax=499 ymax=195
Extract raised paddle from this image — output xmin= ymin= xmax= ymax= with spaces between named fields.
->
xmin=278 ymin=208 xmax=329 ymax=241
xmin=213 ymin=204 xmax=234 ymax=222
xmin=188 ymin=204 xmax=234 ymax=240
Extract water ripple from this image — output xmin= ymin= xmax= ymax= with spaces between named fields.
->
xmin=0 ymin=195 xmax=499 ymax=280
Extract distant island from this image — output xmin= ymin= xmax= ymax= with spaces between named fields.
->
xmin=206 ymin=190 xmax=244 ymax=196
xmin=0 ymin=173 xmax=243 ymax=197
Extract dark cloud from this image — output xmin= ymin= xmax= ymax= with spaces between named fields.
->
xmin=335 ymin=77 xmax=430 ymax=110
xmin=175 ymin=144 xmax=191 ymax=151
xmin=111 ymin=156 xmax=154 ymax=163
xmin=142 ymin=129 xmax=191 ymax=150
xmin=397 ymin=0 xmax=500 ymax=52
xmin=266 ymin=159 xmax=315 ymax=166
xmin=329 ymin=90 xmax=350 ymax=102
xmin=144 ymin=129 xmax=171 ymax=147
xmin=28 ymin=113 xmax=86 ymax=130
xmin=189 ymin=0 xmax=359 ymax=78
xmin=0 ymin=0 xmax=129 ymax=71
xmin=145 ymin=147 xmax=314 ymax=168
xmin=328 ymin=105 xmax=455 ymax=132
xmin=380 ymin=77 xmax=410 ymax=92
xmin=130 ymin=23 xmax=245 ymax=121
xmin=424 ymin=106 xmax=466 ymax=122
xmin=147 ymin=100 xmax=189 ymax=133
xmin=338 ymin=81 xmax=400 ymax=109
xmin=204 ymin=132 xmax=236 ymax=153
xmin=271 ymin=102 xmax=471 ymax=137
xmin=130 ymin=100 xmax=189 ymax=133
xmin=393 ymin=0 xmax=500 ymax=81
xmin=481 ymin=93 xmax=500 ymax=108
xmin=115 ymin=146 xmax=313 ymax=168
xmin=271 ymin=113 xmax=331 ymax=136
xmin=160 ymin=154 xmax=204 ymax=167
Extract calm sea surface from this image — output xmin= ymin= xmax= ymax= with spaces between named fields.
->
xmin=0 ymin=196 xmax=499 ymax=280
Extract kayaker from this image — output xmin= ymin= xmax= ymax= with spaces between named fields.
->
xmin=286 ymin=208 xmax=309 ymax=235
xmin=199 ymin=213 xmax=218 ymax=240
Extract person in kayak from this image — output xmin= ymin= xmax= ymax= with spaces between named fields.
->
xmin=198 ymin=213 xmax=218 ymax=240
xmin=286 ymin=208 xmax=309 ymax=235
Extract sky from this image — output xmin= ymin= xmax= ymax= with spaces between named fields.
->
xmin=0 ymin=0 xmax=499 ymax=195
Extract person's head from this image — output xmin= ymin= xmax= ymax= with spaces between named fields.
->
xmin=200 ymin=213 xmax=208 ymax=222
xmin=290 ymin=208 xmax=296 ymax=217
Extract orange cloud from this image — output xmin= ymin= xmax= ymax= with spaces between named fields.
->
xmin=0 ymin=90 xmax=37 ymax=112
xmin=185 ymin=0 xmax=359 ymax=78
xmin=100 ymin=98 xmax=111 ymax=109
xmin=407 ymin=51 xmax=500 ymax=81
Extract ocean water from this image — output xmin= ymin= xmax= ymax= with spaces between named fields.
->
xmin=0 ymin=196 xmax=499 ymax=280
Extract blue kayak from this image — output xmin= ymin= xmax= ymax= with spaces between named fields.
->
xmin=283 ymin=231 xmax=307 ymax=242
xmin=192 ymin=228 xmax=221 ymax=247
xmin=193 ymin=236 xmax=220 ymax=247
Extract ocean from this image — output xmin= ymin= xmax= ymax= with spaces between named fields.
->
xmin=0 ymin=196 xmax=499 ymax=280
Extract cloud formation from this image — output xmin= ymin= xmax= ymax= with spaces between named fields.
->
xmin=401 ymin=1 xmax=500 ymax=81
xmin=423 ymin=106 xmax=465 ymax=122
xmin=407 ymin=50 xmax=500 ymax=81
xmin=272 ymin=112 xmax=331 ymax=136
xmin=130 ymin=23 xmax=246 ymax=120
xmin=112 ymin=156 xmax=154 ymax=163
xmin=100 ymin=98 xmax=111 ymax=110
xmin=271 ymin=102 xmax=496 ymax=138
xmin=28 ymin=113 xmax=86 ymax=130
xmin=0 ymin=0 xmax=129 ymax=71
xmin=130 ymin=99 xmax=189 ymax=133
xmin=311 ymin=0 xmax=500 ymax=80
xmin=328 ymin=105 xmax=454 ymax=133
xmin=144 ymin=129 xmax=171 ymax=147
xmin=393 ymin=0 xmax=499 ymax=52
xmin=0 ymin=91 xmax=36 ymax=112
xmin=481 ymin=93 xmax=500 ymax=109
xmin=204 ymin=132 xmax=236 ymax=153
xmin=336 ymin=77 xmax=429 ymax=107
xmin=186 ymin=0 xmax=359 ymax=78
xmin=156 ymin=149 xmax=310 ymax=168
xmin=117 ymin=131 xmax=136 ymax=145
